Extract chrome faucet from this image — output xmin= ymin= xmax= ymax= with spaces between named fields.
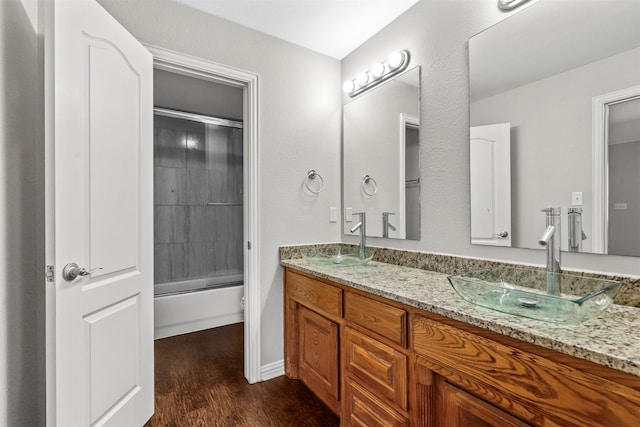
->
xmin=538 ymin=207 xmax=561 ymax=295
xmin=350 ymin=212 xmax=367 ymax=260
xmin=382 ymin=212 xmax=396 ymax=238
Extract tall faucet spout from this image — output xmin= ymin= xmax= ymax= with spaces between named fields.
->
xmin=539 ymin=207 xmax=561 ymax=295
xmin=538 ymin=225 xmax=555 ymax=246
xmin=350 ymin=212 xmax=367 ymax=260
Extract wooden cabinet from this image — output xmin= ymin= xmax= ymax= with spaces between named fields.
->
xmin=439 ymin=381 xmax=530 ymax=427
xmin=412 ymin=313 xmax=640 ymax=427
xmin=343 ymin=327 xmax=407 ymax=410
xmin=298 ymin=306 xmax=340 ymax=406
xmin=344 ymin=292 xmax=407 ymax=347
xmin=284 ymin=270 xmax=342 ymax=414
xmin=284 ymin=267 xmax=640 ymax=426
xmin=343 ymin=378 xmax=408 ymax=427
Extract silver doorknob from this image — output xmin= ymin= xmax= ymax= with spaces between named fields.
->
xmin=494 ymin=231 xmax=509 ymax=238
xmin=62 ymin=263 xmax=102 ymax=281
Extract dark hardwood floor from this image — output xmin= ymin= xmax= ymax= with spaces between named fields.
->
xmin=145 ymin=323 xmax=339 ymax=427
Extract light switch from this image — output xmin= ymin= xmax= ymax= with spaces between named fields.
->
xmin=345 ymin=207 xmax=353 ymax=222
xmin=571 ymin=191 xmax=583 ymax=206
xmin=614 ymin=203 xmax=628 ymax=210
xmin=329 ymin=207 xmax=337 ymax=222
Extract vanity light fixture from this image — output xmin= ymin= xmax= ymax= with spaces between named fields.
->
xmin=498 ymin=0 xmax=533 ymax=11
xmin=343 ymin=50 xmax=410 ymax=97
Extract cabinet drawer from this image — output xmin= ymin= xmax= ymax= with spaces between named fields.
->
xmin=344 ymin=327 xmax=407 ymax=410
xmin=412 ymin=315 xmax=640 ymax=426
xmin=344 ymin=292 xmax=406 ymax=346
xmin=441 ymin=381 xmax=530 ymax=427
xmin=286 ymin=270 xmax=342 ymax=317
xmin=343 ymin=378 xmax=408 ymax=427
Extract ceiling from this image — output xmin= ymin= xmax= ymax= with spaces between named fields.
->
xmin=176 ymin=0 xmax=420 ymax=59
xmin=469 ymin=0 xmax=640 ymax=102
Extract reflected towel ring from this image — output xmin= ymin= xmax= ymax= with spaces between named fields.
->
xmin=361 ymin=174 xmax=378 ymax=196
xmin=305 ymin=169 xmax=324 ymax=194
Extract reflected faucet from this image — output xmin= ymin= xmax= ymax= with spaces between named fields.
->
xmin=350 ymin=212 xmax=366 ymax=260
xmin=382 ymin=212 xmax=396 ymax=238
xmin=568 ymin=208 xmax=587 ymax=252
xmin=538 ymin=207 xmax=561 ymax=295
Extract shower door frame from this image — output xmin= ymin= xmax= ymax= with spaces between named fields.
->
xmin=147 ymin=45 xmax=262 ymax=384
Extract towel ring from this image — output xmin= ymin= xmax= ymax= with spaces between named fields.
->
xmin=305 ymin=169 xmax=324 ymax=194
xmin=361 ymin=174 xmax=378 ymax=197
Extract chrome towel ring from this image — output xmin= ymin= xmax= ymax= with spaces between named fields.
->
xmin=305 ymin=169 xmax=324 ymax=194
xmin=361 ymin=174 xmax=378 ymax=197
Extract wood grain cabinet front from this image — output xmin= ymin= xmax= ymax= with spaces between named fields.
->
xmin=343 ymin=378 xmax=408 ymax=427
xmin=439 ymin=380 xmax=531 ymax=427
xmin=298 ymin=306 xmax=340 ymax=413
xmin=344 ymin=292 xmax=407 ymax=347
xmin=343 ymin=327 xmax=408 ymax=411
xmin=284 ymin=268 xmax=640 ymax=427
xmin=412 ymin=314 xmax=640 ymax=426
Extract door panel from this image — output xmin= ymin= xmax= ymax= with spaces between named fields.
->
xmin=85 ymin=295 xmax=141 ymax=424
xmin=88 ymin=36 xmax=141 ymax=274
xmin=470 ymin=123 xmax=512 ymax=247
xmin=48 ymin=0 xmax=153 ymax=425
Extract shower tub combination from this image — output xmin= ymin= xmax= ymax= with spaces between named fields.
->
xmin=153 ymin=108 xmax=245 ymax=339
xmin=154 ymin=275 xmax=244 ymax=339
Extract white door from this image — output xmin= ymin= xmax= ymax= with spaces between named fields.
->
xmin=470 ymin=123 xmax=512 ymax=247
xmin=46 ymin=0 xmax=154 ymax=425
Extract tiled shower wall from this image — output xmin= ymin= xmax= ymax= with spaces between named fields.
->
xmin=153 ymin=115 xmax=243 ymax=285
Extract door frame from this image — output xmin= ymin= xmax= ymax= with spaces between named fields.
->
xmin=591 ymin=84 xmax=640 ymax=254
xmin=399 ymin=113 xmax=419 ymax=240
xmin=147 ymin=45 xmax=262 ymax=384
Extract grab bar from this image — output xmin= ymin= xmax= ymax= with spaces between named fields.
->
xmin=207 ymin=202 xmax=242 ymax=206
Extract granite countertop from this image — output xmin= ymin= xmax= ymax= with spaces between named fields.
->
xmin=281 ymin=258 xmax=640 ymax=377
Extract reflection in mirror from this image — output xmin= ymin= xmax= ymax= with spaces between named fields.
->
xmin=343 ymin=66 xmax=420 ymax=240
xmin=469 ymin=0 xmax=640 ymax=256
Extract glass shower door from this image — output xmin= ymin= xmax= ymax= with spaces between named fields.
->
xmin=153 ymin=109 xmax=243 ymax=296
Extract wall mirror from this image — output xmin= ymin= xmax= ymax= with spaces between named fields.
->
xmin=469 ymin=0 xmax=640 ymax=256
xmin=343 ymin=66 xmax=421 ymax=240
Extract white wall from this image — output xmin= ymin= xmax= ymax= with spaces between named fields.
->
xmin=97 ymin=0 xmax=343 ymax=369
xmin=341 ymin=0 xmax=640 ymax=276
xmin=0 ymin=0 xmax=42 ymax=425
xmin=470 ymin=48 xmax=640 ymax=252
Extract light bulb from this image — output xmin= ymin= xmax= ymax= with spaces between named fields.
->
xmin=388 ymin=51 xmax=404 ymax=69
xmin=370 ymin=63 xmax=385 ymax=79
xmin=356 ymin=72 xmax=369 ymax=87
xmin=342 ymin=80 xmax=356 ymax=93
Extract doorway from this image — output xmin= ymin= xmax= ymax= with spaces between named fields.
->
xmin=592 ymin=85 xmax=640 ymax=256
xmin=148 ymin=46 xmax=261 ymax=384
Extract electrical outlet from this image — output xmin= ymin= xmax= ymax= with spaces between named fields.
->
xmin=571 ymin=191 xmax=583 ymax=206
xmin=614 ymin=203 xmax=628 ymax=210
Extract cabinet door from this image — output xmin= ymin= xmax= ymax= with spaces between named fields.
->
xmin=440 ymin=382 xmax=530 ymax=427
xmin=299 ymin=306 xmax=340 ymax=410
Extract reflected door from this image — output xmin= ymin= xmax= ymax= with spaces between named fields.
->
xmin=470 ymin=123 xmax=512 ymax=246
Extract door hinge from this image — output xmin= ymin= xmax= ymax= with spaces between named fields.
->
xmin=247 ymin=241 xmax=252 ymax=250
xmin=46 ymin=265 xmax=55 ymax=283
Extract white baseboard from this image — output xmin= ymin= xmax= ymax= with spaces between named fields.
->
xmin=260 ymin=359 xmax=285 ymax=381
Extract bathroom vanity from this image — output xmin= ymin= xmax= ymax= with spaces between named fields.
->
xmin=281 ymin=255 xmax=640 ymax=426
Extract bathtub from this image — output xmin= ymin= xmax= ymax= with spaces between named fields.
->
xmin=154 ymin=274 xmax=244 ymax=339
